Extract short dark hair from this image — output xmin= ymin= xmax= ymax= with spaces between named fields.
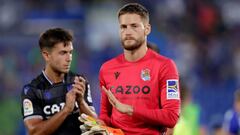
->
xmin=147 ymin=42 xmax=160 ymax=53
xmin=39 ymin=28 xmax=73 ymax=50
xmin=118 ymin=3 xmax=149 ymax=23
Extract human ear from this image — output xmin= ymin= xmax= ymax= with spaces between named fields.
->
xmin=41 ymin=49 xmax=50 ymax=61
xmin=144 ymin=24 xmax=151 ymax=36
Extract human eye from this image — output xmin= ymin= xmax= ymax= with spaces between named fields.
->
xmin=59 ymin=51 xmax=66 ymax=55
xmin=120 ymin=25 xmax=127 ymax=30
xmin=131 ymin=24 xmax=138 ymax=28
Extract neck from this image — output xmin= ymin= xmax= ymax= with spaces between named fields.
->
xmin=44 ymin=66 xmax=65 ymax=84
xmin=124 ymin=43 xmax=148 ymax=62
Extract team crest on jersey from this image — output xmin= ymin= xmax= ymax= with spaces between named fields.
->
xmin=167 ymin=80 xmax=179 ymax=100
xmin=23 ymin=99 xmax=33 ymax=116
xmin=141 ymin=69 xmax=151 ymax=81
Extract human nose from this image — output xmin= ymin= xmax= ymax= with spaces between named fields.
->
xmin=66 ymin=53 xmax=72 ymax=62
xmin=124 ymin=26 xmax=134 ymax=35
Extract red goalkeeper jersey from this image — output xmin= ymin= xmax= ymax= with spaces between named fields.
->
xmin=99 ymin=49 xmax=180 ymax=135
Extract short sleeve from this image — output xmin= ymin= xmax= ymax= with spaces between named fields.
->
xmin=21 ymin=84 xmax=44 ymax=121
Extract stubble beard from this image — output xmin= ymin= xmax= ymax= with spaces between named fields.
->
xmin=121 ymin=37 xmax=145 ymax=51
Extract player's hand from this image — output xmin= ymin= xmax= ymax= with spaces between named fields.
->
xmin=64 ymin=89 xmax=79 ymax=113
xmin=102 ymin=86 xmax=133 ymax=115
xmin=166 ymin=128 xmax=174 ymax=135
xmin=96 ymin=119 xmax=106 ymax=126
xmin=72 ymin=76 xmax=86 ymax=103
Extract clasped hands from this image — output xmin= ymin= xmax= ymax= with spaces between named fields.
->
xmin=72 ymin=76 xmax=86 ymax=103
xmin=64 ymin=76 xmax=86 ymax=113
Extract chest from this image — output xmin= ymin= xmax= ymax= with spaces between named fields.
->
xmin=39 ymin=84 xmax=78 ymax=117
xmin=103 ymin=63 xmax=161 ymax=99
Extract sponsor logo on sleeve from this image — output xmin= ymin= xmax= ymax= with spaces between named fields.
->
xmin=167 ymin=80 xmax=179 ymax=100
xmin=23 ymin=99 xmax=33 ymax=116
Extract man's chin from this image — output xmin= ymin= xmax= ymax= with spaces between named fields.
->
xmin=124 ymin=40 xmax=135 ymax=45
xmin=61 ymin=69 xmax=70 ymax=73
xmin=123 ymin=44 xmax=141 ymax=51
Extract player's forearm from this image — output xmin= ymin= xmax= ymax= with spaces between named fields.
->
xmin=27 ymin=108 xmax=70 ymax=135
xmin=115 ymin=102 xmax=179 ymax=127
xmin=99 ymin=100 xmax=112 ymax=125
xmin=99 ymin=103 xmax=112 ymax=126
xmin=78 ymin=100 xmax=97 ymax=118
xmin=99 ymin=91 xmax=113 ymax=126
xmin=132 ymin=107 xmax=179 ymax=128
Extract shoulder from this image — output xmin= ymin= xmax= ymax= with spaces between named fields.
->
xmin=68 ymin=71 xmax=86 ymax=78
xmin=27 ymin=73 xmax=46 ymax=88
xmin=22 ymin=73 xmax=44 ymax=96
xmin=100 ymin=54 xmax=123 ymax=71
xmin=224 ymin=109 xmax=235 ymax=121
xmin=67 ymin=71 xmax=89 ymax=84
xmin=148 ymin=49 xmax=175 ymax=66
xmin=67 ymin=71 xmax=78 ymax=80
xmin=149 ymin=49 xmax=169 ymax=60
xmin=223 ymin=109 xmax=240 ymax=132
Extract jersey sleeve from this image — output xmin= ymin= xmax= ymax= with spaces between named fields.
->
xmin=84 ymin=81 xmax=94 ymax=110
xmin=21 ymin=84 xmax=44 ymax=121
xmin=99 ymin=66 xmax=112 ymax=126
xmin=223 ymin=110 xmax=239 ymax=134
xmin=132 ymin=59 xmax=180 ymax=128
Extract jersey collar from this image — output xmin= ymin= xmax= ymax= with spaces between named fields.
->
xmin=42 ymin=70 xmax=65 ymax=85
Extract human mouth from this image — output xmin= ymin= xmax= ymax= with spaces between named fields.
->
xmin=125 ymin=37 xmax=135 ymax=40
xmin=64 ymin=65 xmax=70 ymax=68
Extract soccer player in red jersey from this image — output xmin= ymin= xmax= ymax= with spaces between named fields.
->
xmin=99 ymin=3 xmax=180 ymax=135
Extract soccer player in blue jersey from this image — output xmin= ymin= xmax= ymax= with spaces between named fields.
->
xmin=223 ymin=89 xmax=240 ymax=135
xmin=21 ymin=28 xmax=97 ymax=135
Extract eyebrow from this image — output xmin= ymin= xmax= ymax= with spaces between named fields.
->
xmin=120 ymin=23 xmax=139 ymax=26
xmin=59 ymin=48 xmax=73 ymax=53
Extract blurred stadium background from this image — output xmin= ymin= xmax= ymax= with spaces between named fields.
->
xmin=0 ymin=0 xmax=239 ymax=134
